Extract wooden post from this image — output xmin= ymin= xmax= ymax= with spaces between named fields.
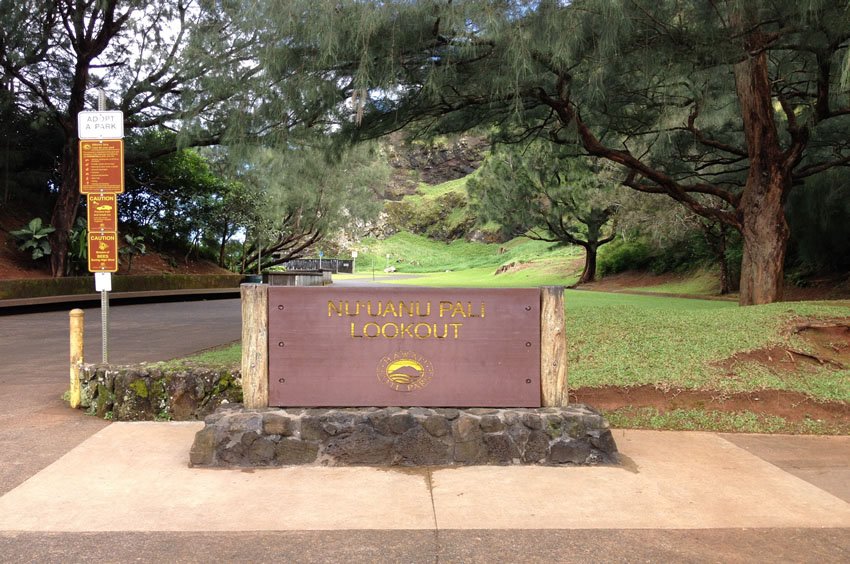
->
xmin=241 ymin=283 xmax=269 ymax=408
xmin=69 ymin=308 xmax=84 ymax=408
xmin=540 ymin=286 xmax=568 ymax=407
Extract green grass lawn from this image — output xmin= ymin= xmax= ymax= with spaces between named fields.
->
xmin=630 ymin=268 xmax=722 ymax=296
xmin=565 ymin=292 xmax=850 ymax=401
xmin=352 ymin=231 xmax=582 ymax=274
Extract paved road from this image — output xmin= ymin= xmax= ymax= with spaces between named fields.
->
xmin=0 ymin=293 xmax=848 ymax=563
xmin=0 ymin=298 xmax=241 ymax=495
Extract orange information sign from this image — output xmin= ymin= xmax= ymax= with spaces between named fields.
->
xmin=87 ymin=193 xmax=118 ymax=232
xmin=79 ymin=140 xmax=124 ymax=194
xmin=88 ymin=232 xmax=119 ymax=272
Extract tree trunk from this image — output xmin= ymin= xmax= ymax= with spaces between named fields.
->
xmin=698 ymin=221 xmax=734 ymax=295
xmin=218 ymin=223 xmax=231 ymax=267
xmin=718 ymin=243 xmax=731 ymax=295
xmin=49 ymin=141 xmax=81 ymax=277
xmin=733 ymin=30 xmax=792 ymax=306
xmin=579 ymin=244 xmax=597 ymax=285
xmin=738 ymin=178 xmax=790 ymax=305
xmin=50 ymin=50 xmax=90 ymax=277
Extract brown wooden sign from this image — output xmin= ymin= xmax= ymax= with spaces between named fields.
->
xmin=87 ymin=193 xmax=118 ymax=232
xmin=79 ymin=139 xmax=124 ymax=194
xmin=87 ymin=232 xmax=118 ymax=272
xmin=268 ymin=287 xmax=541 ymax=407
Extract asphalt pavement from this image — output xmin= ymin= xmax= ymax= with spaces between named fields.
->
xmin=0 ymin=293 xmax=848 ymax=563
xmin=0 ymin=298 xmax=242 ymax=495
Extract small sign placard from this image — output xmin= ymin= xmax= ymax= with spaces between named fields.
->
xmin=87 ymin=193 xmax=118 ymax=232
xmin=88 ymin=232 xmax=118 ymax=272
xmin=79 ymin=140 xmax=124 ymax=194
xmin=77 ymin=110 xmax=124 ymax=139
xmin=94 ymin=272 xmax=112 ymax=292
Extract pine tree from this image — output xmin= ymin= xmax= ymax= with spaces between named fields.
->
xmin=468 ymin=143 xmax=620 ymax=286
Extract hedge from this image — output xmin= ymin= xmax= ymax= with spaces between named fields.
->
xmin=0 ymin=274 xmax=243 ymax=300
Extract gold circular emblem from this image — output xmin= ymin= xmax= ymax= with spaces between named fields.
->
xmin=377 ymin=351 xmax=433 ymax=392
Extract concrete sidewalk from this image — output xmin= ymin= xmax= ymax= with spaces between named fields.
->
xmin=1 ymin=424 xmax=847 ymax=533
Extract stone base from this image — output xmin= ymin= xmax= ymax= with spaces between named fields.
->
xmin=189 ymin=405 xmax=619 ymax=467
xmin=78 ymin=364 xmax=242 ymax=421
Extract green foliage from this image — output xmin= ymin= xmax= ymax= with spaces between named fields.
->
xmin=468 ymin=144 xmax=620 ymax=248
xmin=786 ymin=169 xmax=850 ymax=275
xmin=119 ymin=234 xmax=146 ymax=273
xmin=0 ymin=92 xmax=63 ymax=209
xmin=598 ymin=229 xmax=743 ymax=281
xmin=0 ymin=274 xmax=242 ymax=300
xmin=10 ymin=218 xmax=55 ymax=260
xmin=234 ymin=141 xmax=387 ymax=273
xmin=597 ymin=238 xmax=654 ymax=275
xmin=65 ymin=217 xmax=88 ymax=276
xmin=1 ymin=0 xmax=301 ymax=275
xmin=384 ymin=177 xmax=475 ymax=240
xmin=123 ymin=144 xmax=242 ymax=256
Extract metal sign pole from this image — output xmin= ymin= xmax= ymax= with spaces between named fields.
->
xmin=98 ymin=90 xmax=109 ymax=363
xmin=101 ymin=287 xmax=109 ymax=362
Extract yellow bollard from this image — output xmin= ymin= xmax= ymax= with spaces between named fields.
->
xmin=69 ymin=308 xmax=84 ymax=409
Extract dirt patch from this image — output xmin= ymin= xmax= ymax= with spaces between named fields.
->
xmin=582 ymin=320 xmax=850 ymax=428
xmin=572 ymin=385 xmax=848 ymax=425
xmin=784 ymin=274 xmax=850 ymax=302
xmin=495 ymin=257 xmax=585 ymax=278
xmin=714 ymin=320 xmax=850 ymax=375
xmin=793 ymin=323 xmax=850 ymax=366
xmin=121 ymin=251 xmax=231 ymax=276
xmin=494 ymin=261 xmax=534 ymax=275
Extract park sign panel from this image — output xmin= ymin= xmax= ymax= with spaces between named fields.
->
xmin=77 ymin=110 xmax=124 ymax=139
xmin=79 ymin=140 xmax=124 ymax=194
xmin=267 ymin=287 xmax=541 ymax=407
xmin=87 ymin=193 xmax=118 ymax=232
xmin=88 ymin=232 xmax=118 ymax=272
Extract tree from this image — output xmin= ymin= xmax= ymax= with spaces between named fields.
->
xmin=468 ymin=143 xmax=620 ymax=285
xmin=254 ymin=0 xmax=850 ymax=305
xmin=0 ymin=0 xmax=276 ymax=276
xmin=235 ymin=142 xmax=387 ymax=273
xmin=0 ymin=79 xmax=63 ymax=208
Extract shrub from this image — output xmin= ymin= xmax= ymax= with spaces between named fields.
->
xmin=10 ymin=217 xmax=55 ymax=260
xmin=597 ymin=238 xmax=654 ymax=275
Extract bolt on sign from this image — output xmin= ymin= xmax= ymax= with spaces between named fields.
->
xmin=268 ymin=287 xmax=541 ymax=407
xmin=88 ymin=232 xmax=118 ymax=272
xmin=79 ymin=140 xmax=124 ymax=194
xmin=86 ymin=193 xmax=118 ymax=232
